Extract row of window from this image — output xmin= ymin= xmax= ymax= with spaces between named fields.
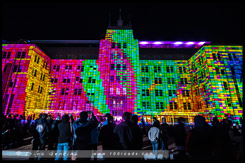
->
xmin=110 ymin=76 xmax=127 ymax=82
xmin=142 ymin=102 xmax=191 ymax=110
xmin=111 ymin=42 xmax=127 ymax=49
xmin=111 ymin=64 xmax=127 ymax=70
xmin=141 ymin=66 xmax=175 ymax=73
xmin=142 ymin=89 xmax=186 ymax=96
xmin=52 ymin=65 xmax=85 ymax=71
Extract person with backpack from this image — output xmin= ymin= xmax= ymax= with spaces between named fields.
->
xmin=55 ymin=114 xmax=73 ymax=161
xmin=148 ymin=120 xmax=161 ymax=160
xmin=72 ymin=111 xmax=98 ymax=160
xmin=160 ymin=117 xmax=170 ymax=150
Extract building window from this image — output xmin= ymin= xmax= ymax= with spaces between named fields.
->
xmin=3 ymin=52 xmax=7 ymax=58
xmin=31 ymin=83 xmax=34 ymax=90
xmin=217 ymin=53 xmax=222 ymax=60
xmin=74 ymin=89 xmax=77 ymax=95
xmin=166 ymin=66 xmax=170 ymax=73
xmin=80 ymin=79 xmax=83 ymax=83
xmin=117 ymin=64 xmax=121 ymax=70
xmin=174 ymin=102 xmax=177 ymax=109
xmin=188 ymin=103 xmax=191 ymax=110
xmin=65 ymin=65 xmax=68 ymax=69
xmin=212 ymin=53 xmax=216 ymax=60
xmin=110 ymin=76 xmax=114 ymax=82
xmin=111 ymin=64 xmax=114 ymax=70
xmin=173 ymin=90 xmax=176 ymax=95
xmin=168 ymin=90 xmax=172 ymax=96
xmin=7 ymin=52 xmax=11 ymax=58
xmin=167 ymin=78 xmax=171 ymax=84
xmin=63 ymin=79 xmax=66 ymax=83
xmin=170 ymin=102 xmax=173 ymax=109
xmin=116 ymin=76 xmax=120 ymax=82
xmin=123 ymin=76 xmax=127 ymax=81
xmin=69 ymin=65 xmax=72 ymax=70
xmin=183 ymin=103 xmax=187 ymax=110
xmin=92 ymin=79 xmax=96 ymax=83
xmin=81 ymin=65 xmax=84 ymax=71
xmin=78 ymin=89 xmax=82 ymax=95
xmin=123 ymin=43 xmax=127 ymax=48
xmin=16 ymin=52 xmax=22 ymax=58
xmin=112 ymin=42 xmax=115 ymax=48
xmin=67 ymin=79 xmax=70 ymax=83
xmin=224 ymin=82 xmax=228 ymax=90
xmin=155 ymin=90 xmax=159 ymax=96
xmin=54 ymin=79 xmax=58 ymax=83
xmin=88 ymin=77 xmax=92 ymax=83
xmin=179 ymin=67 xmax=183 ymax=73
xmin=123 ymin=64 xmax=127 ymax=70
xmin=77 ymin=65 xmax=81 ymax=70
xmin=13 ymin=65 xmax=18 ymax=72
xmin=117 ymin=43 xmax=121 ymax=49
xmin=228 ymin=54 xmax=232 ymax=61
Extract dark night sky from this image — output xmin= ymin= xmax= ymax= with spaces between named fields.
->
xmin=1 ymin=2 xmax=243 ymax=44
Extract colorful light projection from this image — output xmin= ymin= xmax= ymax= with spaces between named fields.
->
xmin=1 ymin=34 xmax=243 ymax=124
xmin=139 ymin=41 xmax=211 ymax=48
xmin=2 ymin=44 xmax=51 ymax=115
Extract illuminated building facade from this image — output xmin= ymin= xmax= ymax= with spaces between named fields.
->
xmin=2 ymin=26 xmax=243 ymax=124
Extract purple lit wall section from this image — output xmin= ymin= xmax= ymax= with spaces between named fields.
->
xmin=139 ymin=41 xmax=211 ymax=48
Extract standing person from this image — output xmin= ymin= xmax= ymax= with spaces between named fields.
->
xmin=102 ymin=113 xmax=111 ymax=126
xmin=131 ymin=115 xmax=143 ymax=150
xmin=152 ymin=117 xmax=157 ymax=125
xmin=90 ymin=113 xmax=99 ymax=161
xmin=160 ymin=117 xmax=170 ymax=150
xmin=55 ymin=115 xmax=73 ymax=161
xmin=148 ymin=120 xmax=160 ymax=160
xmin=34 ymin=114 xmax=50 ymax=160
xmin=99 ymin=115 xmax=118 ymax=150
xmin=69 ymin=114 xmax=74 ymax=123
xmin=174 ymin=117 xmax=187 ymax=151
xmin=72 ymin=111 xmax=98 ymax=160
xmin=52 ymin=115 xmax=62 ymax=150
xmin=47 ymin=115 xmax=55 ymax=150
xmin=186 ymin=116 xmax=213 ymax=160
xmin=141 ymin=117 xmax=146 ymax=136
xmin=113 ymin=112 xmax=135 ymax=150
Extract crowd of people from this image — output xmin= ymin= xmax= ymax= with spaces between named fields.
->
xmin=2 ymin=112 xmax=243 ymax=160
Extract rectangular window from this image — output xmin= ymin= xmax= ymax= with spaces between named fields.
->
xmin=123 ymin=76 xmax=127 ymax=81
xmin=183 ymin=67 xmax=186 ymax=73
xmin=117 ymin=64 xmax=121 ymax=70
xmin=123 ymin=43 xmax=127 ymax=48
xmin=88 ymin=77 xmax=92 ymax=83
xmin=3 ymin=65 xmax=8 ymax=72
xmin=160 ymin=102 xmax=164 ymax=109
xmin=141 ymin=66 xmax=145 ymax=72
xmin=80 ymin=79 xmax=83 ymax=83
xmin=31 ymin=83 xmax=34 ymax=90
xmin=154 ymin=66 xmax=157 ymax=73
xmin=156 ymin=102 xmax=159 ymax=109
xmin=16 ymin=52 xmax=21 ymax=58
xmin=173 ymin=90 xmax=176 ymax=95
xmin=146 ymin=89 xmax=150 ymax=96
xmin=180 ymin=78 xmax=184 ymax=85
xmin=55 ymin=79 xmax=58 ymax=83
xmin=184 ymin=78 xmax=188 ymax=84
xmin=170 ymin=102 xmax=173 ymax=109
xmin=92 ymin=79 xmax=96 ymax=83
xmin=7 ymin=52 xmax=11 ymax=58
xmin=116 ymin=76 xmax=120 ymax=82
xmin=81 ymin=66 xmax=84 ymax=71
xmin=188 ymin=103 xmax=191 ymax=110
xmin=56 ymin=65 xmax=60 ymax=71
xmin=174 ymin=102 xmax=177 ymax=109
xmin=69 ymin=65 xmax=72 ymax=70
xmin=142 ymin=89 xmax=145 ymax=96
xmin=221 ymin=69 xmax=225 ymax=75
xmin=21 ymin=52 xmax=26 ymax=58
xmin=110 ymin=76 xmax=114 ymax=82
xmin=123 ymin=64 xmax=127 ymax=70
xmin=146 ymin=77 xmax=149 ymax=84
xmin=155 ymin=90 xmax=158 ymax=96
xmin=65 ymin=88 xmax=69 ymax=95
xmin=51 ymin=78 xmax=54 ymax=83
xmin=217 ymin=53 xmax=222 ymax=60
xmin=171 ymin=66 xmax=174 ymax=73
xmin=3 ymin=52 xmax=7 ymax=58
xmin=67 ymin=79 xmax=70 ymax=83
xmin=117 ymin=43 xmax=121 ymax=49
xmin=166 ymin=66 xmax=170 ymax=73
xmin=159 ymin=90 xmax=163 ymax=96
xmin=168 ymin=90 xmax=172 ymax=96
xmin=37 ymin=57 xmax=39 ymax=64
xmin=212 ymin=53 xmax=216 ymax=60
xmin=63 ymin=79 xmax=66 ymax=83
xmin=112 ymin=42 xmax=115 ymax=48
xmin=224 ymin=82 xmax=228 ymax=90
xmin=145 ymin=66 xmax=149 ymax=72
xmin=13 ymin=65 xmax=18 ymax=72
xmin=183 ymin=103 xmax=187 ymax=110
xmin=172 ymin=78 xmax=175 ymax=84
xmin=179 ymin=67 xmax=182 ymax=73
xmin=111 ymin=64 xmax=114 ymax=70
xmin=74 ymin=89 xmax=77 ymax=95
xmin=228 ymin=54 xmax=232 ymax=61
xmin=233 ymin=53 xmax=236 ymax=59
xmin=142 ymin=77 xmax=145 ymax=84
xmin=167 ymin=78 xmax=171 ymax=84
xmin=77 ymin=65 xmax=80 ymax=70
xmin=76 ymin=77 xmax=79 ymax=81
xmin=186 ymin=90 xmax=190 ymax=97
xmin=78 ymin=89 xmax=82 ymax=95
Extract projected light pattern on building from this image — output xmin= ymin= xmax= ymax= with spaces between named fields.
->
xmin=2 ymin=30 xmax=243 ymax=123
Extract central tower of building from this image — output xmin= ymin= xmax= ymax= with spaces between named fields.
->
xmin=97 ymin=13 xmax=140 ymax=116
